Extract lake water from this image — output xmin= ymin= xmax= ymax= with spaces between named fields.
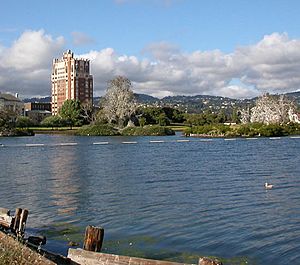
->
xmin=0 ymin=133 xmax=299 ymax=264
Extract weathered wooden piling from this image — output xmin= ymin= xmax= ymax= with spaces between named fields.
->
xmin=12 ymin=207 xmax=22 ymax=232
xmin=19 ymin=208 xmax=29 ymax=236
xmin=83 ymin=225 xmax=104 ymax=252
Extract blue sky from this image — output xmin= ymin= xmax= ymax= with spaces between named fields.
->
xmin=1 ymin=0 xmax=300 ymax=98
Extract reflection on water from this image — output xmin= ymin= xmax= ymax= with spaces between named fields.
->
xmin=48 ymin=147 xmax=80 ymax=216
xmin=0 ymin=134 xmax=299 ymax=265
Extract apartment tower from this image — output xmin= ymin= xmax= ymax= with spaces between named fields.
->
xmin=51 ymin=50 xmax=93 ymax=115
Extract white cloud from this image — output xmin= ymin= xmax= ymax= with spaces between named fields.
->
xmin=0 ymin=29 xmax=64 ymax=97
xmin=1 ymin=30 xmax=300 ymax=99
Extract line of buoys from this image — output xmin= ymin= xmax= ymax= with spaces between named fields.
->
xmin=0 ymin=135 xmax=299 ymax=148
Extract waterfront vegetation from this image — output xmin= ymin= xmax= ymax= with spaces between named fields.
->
xmin=185 ymin=122 xmax=300 ymax=137
xmin=0 ymin=109 xmax=34 ymax=136
xmin=76 ymin=124 xmax=175 ymax=136
xmin=1 ymin=77 xmax=300 ymax=138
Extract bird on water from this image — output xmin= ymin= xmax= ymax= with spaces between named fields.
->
xmin=265 ymin=182 xmax=273 ymax=189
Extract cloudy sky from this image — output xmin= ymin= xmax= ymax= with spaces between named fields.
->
xmin=1 ymin=0 xmax=300 ymax=99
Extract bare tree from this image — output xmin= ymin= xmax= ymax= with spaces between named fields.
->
xmin=102 ymin=76 xmax=137 ymax=128
xmin=81 ymin=102 xmax=95 ymax=124
xmin=240 ymin=107 xmax=251 ymax=124
xmin=241 ymin=94 xmax=296 ymax=124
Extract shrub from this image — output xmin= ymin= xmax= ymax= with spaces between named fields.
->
xmin=259 ymin=124 xmax=286 ymax=137
xmin=121 ymin=125 xmax=175 ymax=136
xmin=187 ymin=124 xmax=230 ymax=136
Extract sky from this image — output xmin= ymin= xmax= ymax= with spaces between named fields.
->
xmin=1 ymin=0 xmax=300 ymax=99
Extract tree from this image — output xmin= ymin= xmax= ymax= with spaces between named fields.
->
xmin=41 ymin=115 xmax=63 ymax=129
xmin=16 ymin=116 xmax=33 ymax=128
xmin=81 ymin=102 xmax=95 ymax=124
xmin=157 ymin=112 xmax=170 ymax=126
xmin=102 ymin=76 xmax=137 ymax=128
xmin=241 ymin=94 xmax=296 ymax=125
xmin=139 ymin=117 xmax=146 ymax=127
xmin=59 ymin=99 xmax=82 ymax=129
xmin=0 ymin=109 xmax=17 ymax=128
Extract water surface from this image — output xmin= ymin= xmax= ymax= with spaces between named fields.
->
xmin=0 ymin=134 xmax=299 ymax=264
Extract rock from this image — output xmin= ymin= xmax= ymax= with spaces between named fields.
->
xmin=68 ymin=241 xmax=79 ymax=246
xmin=198 ymin=257 xmax=223 ymax=265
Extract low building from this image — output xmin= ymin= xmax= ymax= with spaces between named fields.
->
xmin=0 ymin=93 xmax=24 ymax=115
xmin=24 ymin=102 xmax=52 ymax=124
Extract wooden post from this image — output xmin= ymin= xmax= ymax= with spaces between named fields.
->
xmin=19 ymin=209 xmax=29 ymax=235
xmin=12 ymin=208 xmax=22 ymax=233
xmin=83 ymin=225 xmax=104 ymax=252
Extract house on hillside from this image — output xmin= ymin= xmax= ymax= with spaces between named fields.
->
xmin=0 ymin=93 xmax=24 ymax=115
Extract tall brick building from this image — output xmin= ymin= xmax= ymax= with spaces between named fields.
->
xmin=51 ymin=50 xmax=93 ymax=115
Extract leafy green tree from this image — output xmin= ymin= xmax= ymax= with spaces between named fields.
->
xmin=16 ymin=116 xmax=33 ymax=128
xmin=216 ymin=110 xmax=227 ymax=123
xmin=139 ymin=107 xmax=162 ymax=125
xmin=139 ymin=117 xmax=146 ymax=127
xmin=231 ymin=108 xmax=240 ymax=123
xmin=172 ymin=109 xmax=185 ymax=123
xmin=41 ymin=115 xmax=63 ymax=129
xmin=0 ymin=109 xmax=17 ymax=128
xmin=59 ymin=99 xmax=82 ymax=129
xmin=157 ymin=112 xmax=170 ymax=126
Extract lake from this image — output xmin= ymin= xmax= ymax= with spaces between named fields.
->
xmin=0 ymin=133 xmax=299 ymax=264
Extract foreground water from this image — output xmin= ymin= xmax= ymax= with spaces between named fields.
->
xmin=0 ymin=134 xmax=299 ymax=264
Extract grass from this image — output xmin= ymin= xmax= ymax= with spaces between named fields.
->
xmin=0 ymin=233 xmax=52 ymax=264
xmin=167 ymin=125 xmax=190 ymax=131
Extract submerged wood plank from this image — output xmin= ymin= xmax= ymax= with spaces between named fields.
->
xmin=68 ymin=248 xmax=194 ymax=265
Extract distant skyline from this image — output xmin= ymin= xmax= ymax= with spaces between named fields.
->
xmin=1 ymin=0 xmax=300 ymax=99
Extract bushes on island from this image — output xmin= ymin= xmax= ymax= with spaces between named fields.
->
xmin=185 ymin=124 xmax=231 ymax=137
xmin=185 ymin=123 xmax=300 ymax=138
xmin=0 ymin=127 xmax=34 ymax=137
xmin=76 ymin=124 xmax=175 ymax=136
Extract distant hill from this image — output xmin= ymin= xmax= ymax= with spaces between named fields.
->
xmin=22 ymin=91 xmax=300 ymax=114
xmin=134 ymin=93 xmax=158 ymax=103
xmin=286 ymin=91 xmax=300 ymax=105
xmin=23 ymin=96 xmax=51 ymax=103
